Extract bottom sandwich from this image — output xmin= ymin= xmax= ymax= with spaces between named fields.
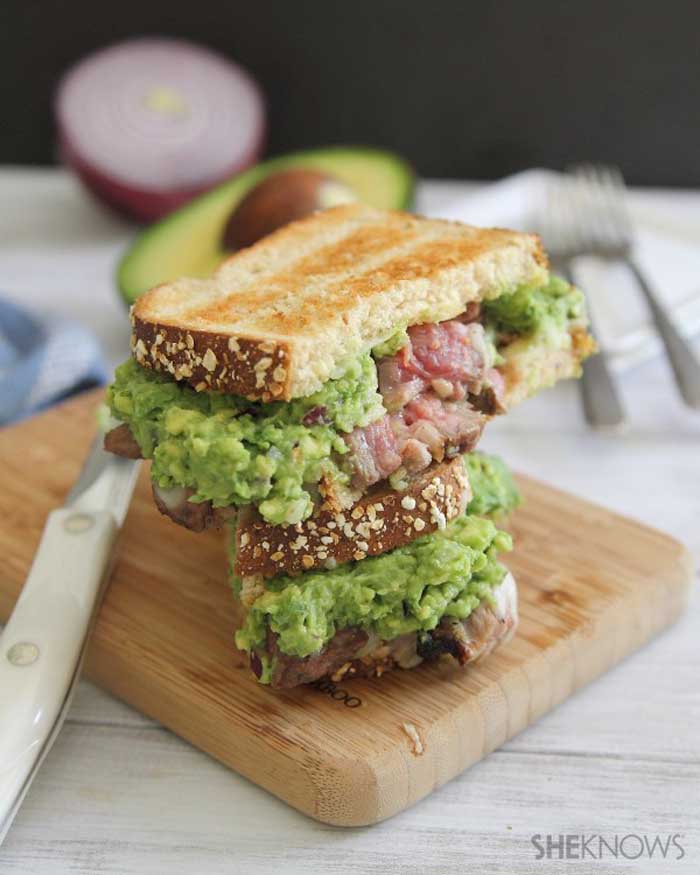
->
xmin=231 ymin=454 xmax=521 ymax=689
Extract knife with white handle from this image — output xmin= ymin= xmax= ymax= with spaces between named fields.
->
xmin=0 ymin=437 xmax=139 ymax=844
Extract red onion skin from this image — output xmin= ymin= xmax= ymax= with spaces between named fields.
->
xmin=58 ymin=129 xmax=265 ymax=222
xmin=54 ymin=38 xmax=267 ymax=222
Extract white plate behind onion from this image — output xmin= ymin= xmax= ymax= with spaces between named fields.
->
xmin=56 ymin=37 xmax=266 ymax=221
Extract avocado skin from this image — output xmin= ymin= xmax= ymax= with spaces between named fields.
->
xmin=117 ymin=146 xmax=415 ymax=305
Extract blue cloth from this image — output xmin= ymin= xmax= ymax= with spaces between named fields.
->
xmin=0 ymin=297 xmax=107 ymax=426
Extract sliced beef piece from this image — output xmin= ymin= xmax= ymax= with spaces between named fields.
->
xmin=397 ymin=392 xmax=485 ymax=468
xmin=263 ymin=626 xmax=369 ymax=689
xmin=152 ymin=483 xmax=234 ymax=532
xmin=260 ymin=573 xmax=518 ymax=689
xmin=409 ymin=320 xmax=487 ymax=384
xmin=399 ymin=436 xmax=434 ymax=472
xmin=459 ymin=301 xmax=482 ymax=324
xmin=378 ymin=319 xmax=489 ymax=411
xmin=376 ymin=356 xmax=424 ymax=412
xmin=421 ymin=572 xmax=518 ymax=664
xmin=470 ymin=367 xmax=507 ymax=415
xmin=348 ymin=315 xmax=494 ymax=487
xmin=418 ymin=621 xmax=481 ymax=662
xmin=345 ymin=393 xmax=486 ymax=489
xmin=104 ymin=423 xmax=142 ymax=459
xmin=344 ymin=415 xmax=402 ymax=491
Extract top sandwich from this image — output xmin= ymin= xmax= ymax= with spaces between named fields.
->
xmin=131 ymin=203 xmax=558 ymax=400
xmin=106 ymin=204 xmax=593 ymax=557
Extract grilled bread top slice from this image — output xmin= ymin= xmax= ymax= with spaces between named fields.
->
xmin=131 ymin=203 xmax=548 ymax=401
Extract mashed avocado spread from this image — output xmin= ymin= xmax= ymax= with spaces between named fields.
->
xmin=483 ymin=275 xmax=585 ymax=344
xmin=235 ymin=514 xmax=512 ymax=662
xmin=233 ymin=451 xmax=520 ymax=673
xmin=465 ymin=453 xmax=521 ymax=517
xmin=107 ymin=355 xmax=385 ymax=525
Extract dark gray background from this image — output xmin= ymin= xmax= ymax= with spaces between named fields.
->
xmin=2 ymin=0 xmax=699 ymax=184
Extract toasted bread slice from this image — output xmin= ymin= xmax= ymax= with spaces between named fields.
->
xmin=234 ymin=455 xmax=471 ymax=579
xmin=131 ymin=203 xmax=547 ymax=401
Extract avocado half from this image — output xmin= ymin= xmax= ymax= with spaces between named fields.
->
xmin=117 ymin=146 xmax=415 ymax=305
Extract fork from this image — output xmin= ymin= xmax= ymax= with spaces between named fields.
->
xmin=537 ymin=175 xmax=627 ymax=429
xmin=567 ymin=163 xmax=700 ymax=409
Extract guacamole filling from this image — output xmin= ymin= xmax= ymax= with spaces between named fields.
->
xmin=108 ymin=354 xmax=385 ymax=525
xmin=464 ymin=452 xmax=521 ymax=517
xmin=233 ymin=452 xmax=520 ymax=677
xmin=483 ymin=274 xmax=586 ymax=350
xmin=107 ymin=275 xmax=580 ymax=526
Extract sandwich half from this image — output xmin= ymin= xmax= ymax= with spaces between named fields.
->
xmin=104 ymin=203 xmax=594 ymax=687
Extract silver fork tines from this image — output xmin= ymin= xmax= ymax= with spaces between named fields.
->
xmin=536 ymin=174 xmax=627 ymax=430
xmin=568 ymin=163 xmax=700 ymax=409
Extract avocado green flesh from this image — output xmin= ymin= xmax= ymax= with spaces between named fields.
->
xmin=107 ymin=354 xmax=385 ymax=525
xmin=233 ymin=451 xmax=520 ymax=666
xmin=464 ymin=453 xmax=521 ymax=517
xmin=236 ymin=514 xmax=512 ymax=661
xmin=483 ymin=274 xmax=586 ymax=344
xmin=483 ymin=274 xmax=589 ymax=398
xmin=117 ymin=146 xmax=415 ymax=305
xmin=371 ymin=328 xmax=410 ymax=358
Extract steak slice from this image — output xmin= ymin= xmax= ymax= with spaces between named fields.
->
xmin=345 ymin=415 xmax=402 ymax=491
xmin=419 ymin=577 xmax=516 ymax=665
xmin=104 ymin=423 xmax=142 ymax=459
xmin=265 ymin=626 xmax=369 ymax=689
xmin=401 ymin=392 xmax=485 ymax=457
xmin=152 ymin=484 xmax=216 ymax=533
xmin=470 ymin=367 xmax=507 ymax=416
xmin=378 ymin=319 xmax=490 ymax=411
xmin=152 ymin=483 xmax=236 ymax=532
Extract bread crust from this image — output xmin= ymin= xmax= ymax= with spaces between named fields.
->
xmin=234 ymin=455 xmax=471 ymax=579
xmin=131 ymin=204 xmax=548 ymax=401
xmin=131 ymin=314 xmax=293 ymax=400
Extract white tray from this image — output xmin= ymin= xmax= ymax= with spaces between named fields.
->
xmin=420 ymin=169 xmax=700 ymax=372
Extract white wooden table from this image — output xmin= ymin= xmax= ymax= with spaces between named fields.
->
xmin=1 ymin=169 xmax=698 ymax=874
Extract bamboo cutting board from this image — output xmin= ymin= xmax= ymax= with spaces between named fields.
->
xmin=0 ymin=391 xmax=693 ymax=826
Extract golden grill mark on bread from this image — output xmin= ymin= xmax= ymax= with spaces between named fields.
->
xmin=131 ymin=204 xmax=548 ymax=400
xmin=234 ymin=456 xmax=471 ymax=579
xmin=188 ymin=222 xmax=416 ymax=326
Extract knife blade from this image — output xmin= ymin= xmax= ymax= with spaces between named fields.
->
xmin=0 ymin=437 xmax=140 ymax=844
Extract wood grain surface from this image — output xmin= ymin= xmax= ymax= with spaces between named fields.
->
xmin=0 ymin=390 xmax=693 ymax=827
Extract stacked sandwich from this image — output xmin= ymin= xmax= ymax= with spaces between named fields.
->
xmin=105 ymin=204 xmax=594 ymax=689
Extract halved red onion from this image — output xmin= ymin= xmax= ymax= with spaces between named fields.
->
xmin=55 ymin=38 xmax=265 ymax=221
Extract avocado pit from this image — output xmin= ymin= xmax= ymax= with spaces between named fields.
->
xmin=222 ymin=168 xmax=356 ymax=251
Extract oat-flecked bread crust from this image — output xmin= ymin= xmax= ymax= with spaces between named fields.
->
xmin=131 ymin=316 xmax=292 ymax=399
xmin=235 ymin=455 xmax=471 ymax=579
xmin=131 ymin=203 xmax=548 ymax=401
